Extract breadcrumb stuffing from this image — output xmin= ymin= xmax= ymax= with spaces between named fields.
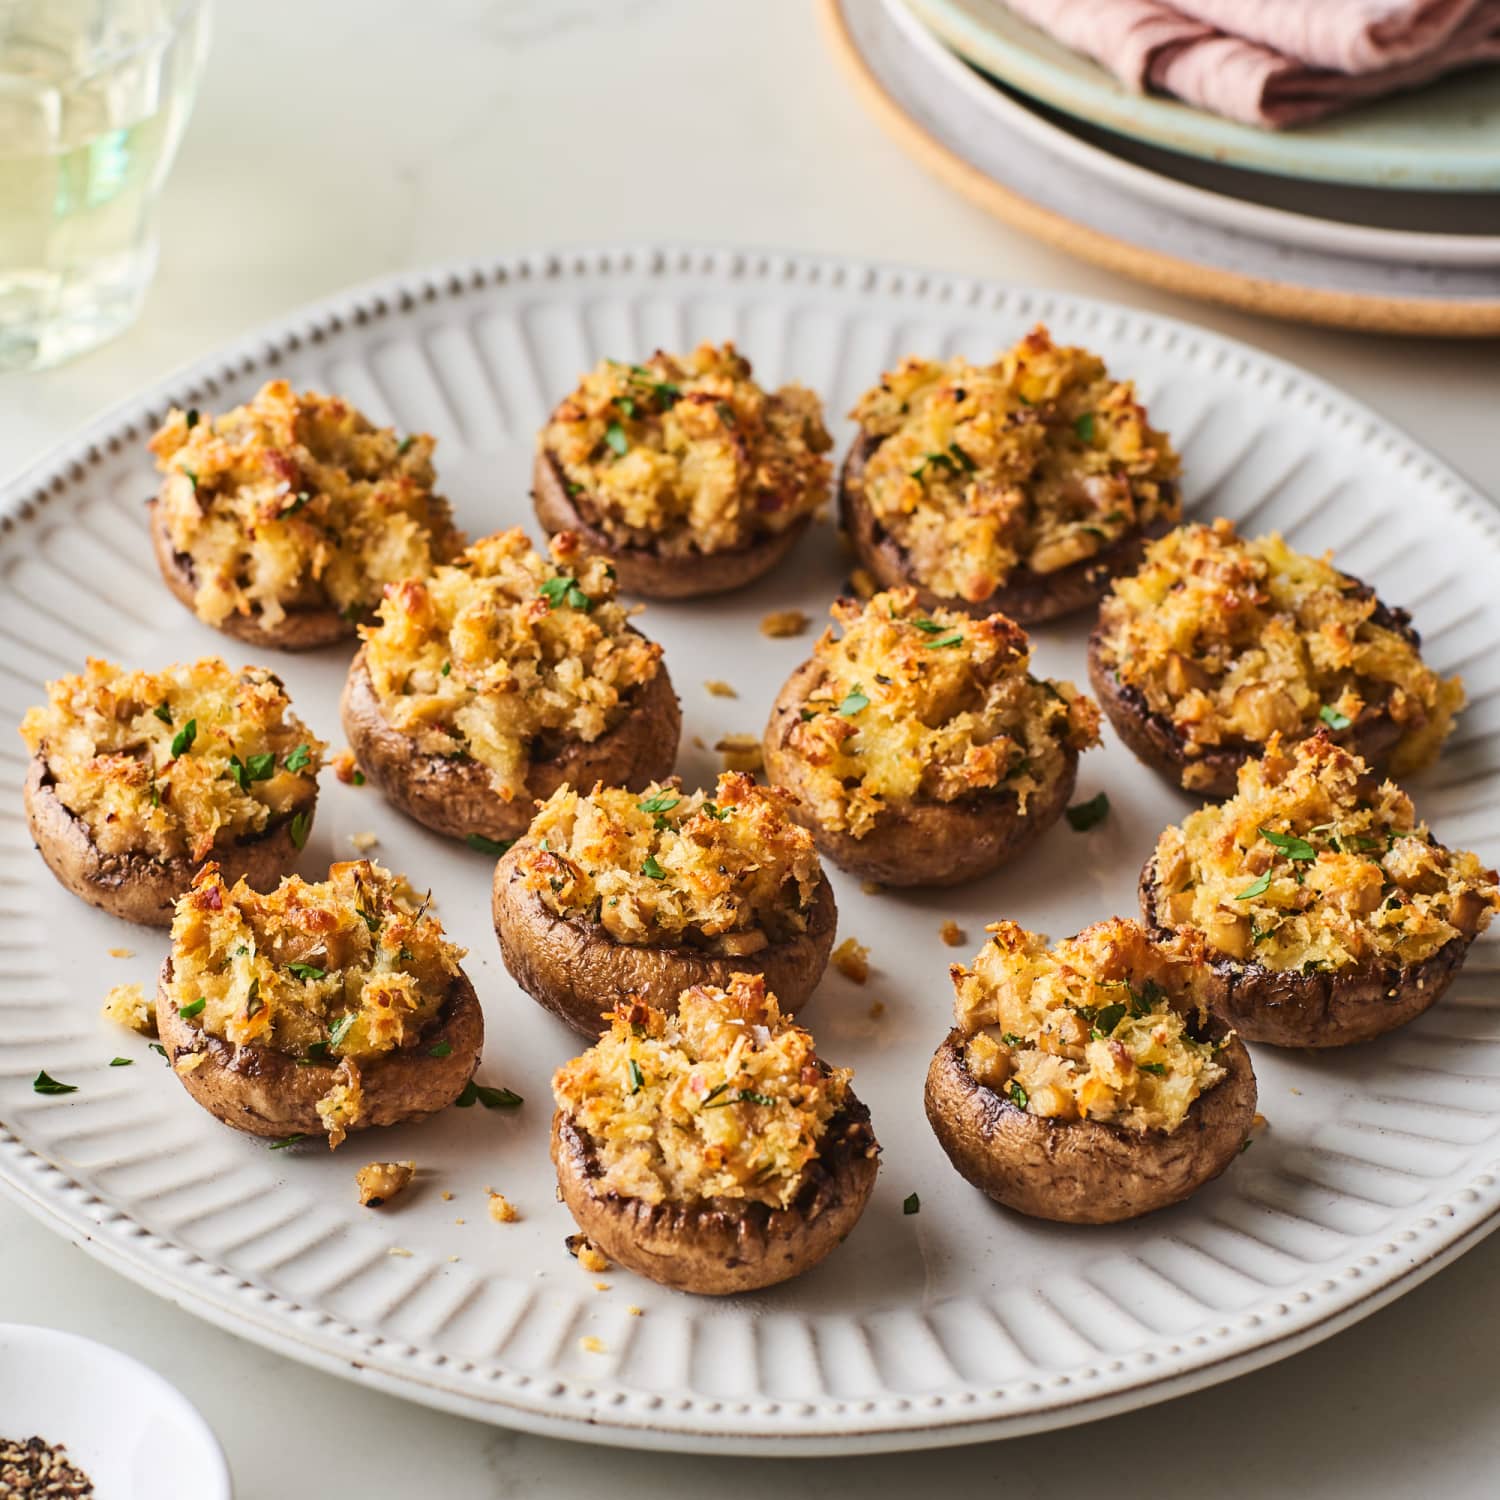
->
xmin=102 ymin=982 xmax=155 ymax=1035
xmin=832 ymin=937 xmax=870 ymax=984
xmin=107 ymin=947 xmax=135 ymax=959
xmin=333 ymin=750 xmax=365 ymax=786
xmin=387 ymin=1247 xmax=413 ymax=1257
xmin=441 ymin=1190 xmax=454 ymax=1201
xmin=868 ymin=1000 xmax=886 ymax=1020
xmin=704 ymin=679 xmax=738 ymax=698
xmin=174 ymin=1051 xmax=207 ymax=1074
xmin=861 ymin=881 xmax=884 ymax=896
xmin=567 ymin=1234 xmax=613 ymax=1273
xmin=848 ymin=568 xmax=877 ymax=600
xmin=715 ymin=734 xmax=763 ymax=773
xmin=627 ymin=1305 xmax=644 ymax=1317
xmin=593 ymin=1281 xmax=611 ymax=1292
xmin=940 ymin=920 xmax=967 ymax=948
xmin=349 ymin=831 xmax=379 ymax=853
xmin=356 ymin=1160 xmax=415 ymax=1207
xmin=580 ymin=1336 xmax=607 ymax=1354
xmin=487 ymin=1191 xmax=518 ymax=1223
xmin=760 ymin=608 xmax=810 ymax=639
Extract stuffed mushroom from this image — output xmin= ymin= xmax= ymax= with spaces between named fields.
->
xmin=156 ymin=860 xmax=484 ymax=1145
xmin=551 ymin=973 xmax=878 ymax=1294
xmin=1089 ymin=518 xmax=1464 ymax=798
xmin=926 ymin=917 xmax=1257 ymax=1224
xmin=493 ymin=772 xmax=835 ymax=1035
xmin=340 ymin=528 xmax=681 ymax=844
xmin=533 ymin=342 xmax=832 ymax=598
xmin=1142 ymin=732 xmax=1499 ymax=1047
xmin=148 ymin=380 xmax=463 ymax=649
xmin=762 ymin=588 xmax=1100 ymax=887
xmin=19 ymin=657 xmax=324 ymax=926
xmin=840 ymin=326 xmax=1181 ymax=625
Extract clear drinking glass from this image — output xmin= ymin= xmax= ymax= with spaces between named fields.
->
xmin=0 ymin=0 xmax=210 ymax=372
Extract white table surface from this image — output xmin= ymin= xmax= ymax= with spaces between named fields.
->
xmin=4 ymin=2 xmax=1500 ymax=1493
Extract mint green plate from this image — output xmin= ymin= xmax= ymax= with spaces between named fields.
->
xmin=907 ymin=0 xmax=1500 ymax=190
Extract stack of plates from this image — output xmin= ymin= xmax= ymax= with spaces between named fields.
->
xmin=824 ymin=0 xmax=1500 ymax=335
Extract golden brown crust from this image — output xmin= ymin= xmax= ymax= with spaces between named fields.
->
xmin=839 ymin=432 xmax=1175 ymax=626
xmin=924 ymin=1024 xmax=1256 ymax=1223
xmin=532 ymin=449 xmax=810 ymax=599
xmin=148 ymin=498 xmax=355 ymax=651
xmin=1139 ymin=852 xmax=1472 ymax=1047
xmin=551 ymin=1091 xmax=878 ymax=1293
xmin=493 ymin=848 xmax=838 ymax=1034
xmin=156 ymin=955 xmax=483 ymax=1139
xmin=762 ymin=655 xmax=1079 ymax=886
xmin=339 ymin=645 xmax=682 ymax=842
xmin=24 ymin=754 xmax=313 ymax=927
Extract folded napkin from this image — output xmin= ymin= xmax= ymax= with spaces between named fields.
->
xmin=1000 ymin=0 xmax=1500 ymax=126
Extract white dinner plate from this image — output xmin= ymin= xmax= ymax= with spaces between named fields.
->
xmin=881 ymin=1 xmax=1500 ymax=269
xmin=2 ymin=246 xmax=1500 ymax=1455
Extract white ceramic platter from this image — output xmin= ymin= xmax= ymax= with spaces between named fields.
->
xmin=882 ymin=1 xmax=1500 ymax=269
xmin=3 ymin=246 xmax=1500 ymax=1456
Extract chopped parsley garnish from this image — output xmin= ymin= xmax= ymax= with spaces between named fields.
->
xmin=1260 ymin=826 xmax=1317 ymax=862
xmin=183 ymin=468 xmax=198 ymax=490
xmin=1236 ymin=871 xmax=1273 ymax=901
xmin=283 ymin=743 xmax=312 ymax=773
xmin=700 ymin=1082 xmax=731 ymax=1106
xmin=440 ymin=660 xmax=451 ymax=676
xmin=244 ymin=979 xmax=263 ymax=1019
xmin=1074 ymin=412 xmax=1096 ymax=443
xmin=429 ymin=1041 xmax=453 ymax=1058
xmin=465 ymin=833 xmax=514 ymax=855
xmin=152 ymin=702 xmax=173 ymax=725
xmin=288 ymin=963 xmax=325 ymax=981
xmin=923 ymin=631 xmax=964 ymax=649
xmin=396 ymin=435 xmax=415 ymax=455
xmin=616 ymin=395 xmax=638 ymax=419
xmin=604 ymin=420 xmax=629 ymax=456
xmin=910 ymin=617 xmax=946 ymax=633
xmin=170 ymin=718 xmax=197 ymax=757
xmin=289 ymin=811 xmax=310 ymax=849
xmin=149 ymin=1042 xmax=168 ymax=1061
xmin=300 ymin=1042 xmax=330 ymax=1065
xmin=456 ymin=1081 xmax=523 ymax=1110
xmin=641 ymin=854 xmax=667 ymax=881
xmin=627 ymin=1059 xmax=644 ymax=1094
xmin=903 ymin=1192 xmax=921 ymax=1215
xmin=1138 ymin=1061 xmax=1167 ymax=1076
xmin=327 ymin=1013 xmax=357 ymax=1048
xmin=1318 ymin=704 xmax=1353 ymax=731
xmin=700 ymin=800 xmax=730 ymax=821
xmin=637 ymin=791 xmax=681 ymax=816
xmin=178 ymin=997 xmax=206 ymax=1019
xmin=185 ymin=408 xmax=199 ymax=429
xmin=269 ymin=1134 xmax=306 ymax=1150
xmin=1000 ymin=1032 xmax=1025 ymax=1047
xmin=1007 ymin=1080 xmax=1029 ymax=1109
xmin=33 ymin=1071 xmax=77 ymax=1095
xmin=355 ymin=907 xmax=380 ymax=934
xmin=1065 ymin=792 xmax=1110 ymax=832
xmin=352 ymin=770 xmax=366 ymax=786
xmin=109 ymin=1056 xmax=132 ymax=1067
xmin=837 ymin=684 xmax=870 ymax=716
xmin=540 ymin=574 xmax=592 ymax=611
xmin=703 ymin=1088 xmax=776 ymax=1110
xmin=1092 ymin=1002 xmax=1127 ymax=1036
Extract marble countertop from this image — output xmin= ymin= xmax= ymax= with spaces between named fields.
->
xmin=3 ymin=2 xmax=1499 ymax=1494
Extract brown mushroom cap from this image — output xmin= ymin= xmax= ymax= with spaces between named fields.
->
xmin=551 ymin=1090 xmax=879 ymax=1294
xmin=1086 ymin=579 xmax=1419 ymax=800
xmin=1139 ymin=852 xmax=1472 ymax=1047
xmin=493 ymin=843 xmax=838 ymax=1035
xmin=23 ymin=753 xmax=316 ymax=928
xmin=339 ymin=645 xmax=682 ymax=843
xmin=838 ymin=431 xmax=1176 ymax=626
xmin=155 ymin=955 xmax=483 ymax=1139
xmin=148 ymin=498 xmax=356 ymax=651
xmin=532 ymin=449 xmax=811 ymax=600
xmin=925 ymin=1024 xmax=1257 ymax=1224
xmin=762 ymin=654 xmax=1079 ymax=888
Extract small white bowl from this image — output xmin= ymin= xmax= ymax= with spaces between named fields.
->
xmin=0 ymin=1324 xmax=230 ymax=1498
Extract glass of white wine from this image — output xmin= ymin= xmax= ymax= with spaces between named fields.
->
xmin=0 ymin=0 xmax=210 ymax=372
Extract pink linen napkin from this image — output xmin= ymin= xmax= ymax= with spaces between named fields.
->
xmin=999 ymin=0 xmax=1500 ymax=127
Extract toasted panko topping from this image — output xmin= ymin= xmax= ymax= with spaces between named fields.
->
xmin=953 ymin=918 xmax=1227 ymax=1135
xmin=518 ymin=773 xmax=821 ymax=949
xmin=20 ymin=657 xmax=324 ymax=862
xmin=356 ymin=1160 xmax=415 ymax=1207
xmin=361 ymin=528 xmax=661 ymax=801
xmin=1096 ymin=519 xmax=1463 ymax=782
xmin=1154 ymin=733 xmax=1499 ymax=971
xmin=150 ymin=381 xmax=462 ymax=628
xmin=760 ymin=608 xmax=811 ymax=638
xmin=552 ymin=975 xmax=852 ymax=1209
xmin=166 ymin=860 xmax=462 ymax=1061
xmin=487 ymin=1190 xmax=519 ymax=1223
xmin=832 ymin=937 xmax=870 ymax=984
xmin=103 ymin=982 xmax=155 ymax=1035
xmin=541 ymin=343 xmax=832 ymax=556
xmin=782 ymin=589 xmax=1100 ymax=837
xmin=849 ymin=326 xmax=1180 ymax=602
xmin=566 ymin=1234 xmax=612 ymax=1273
